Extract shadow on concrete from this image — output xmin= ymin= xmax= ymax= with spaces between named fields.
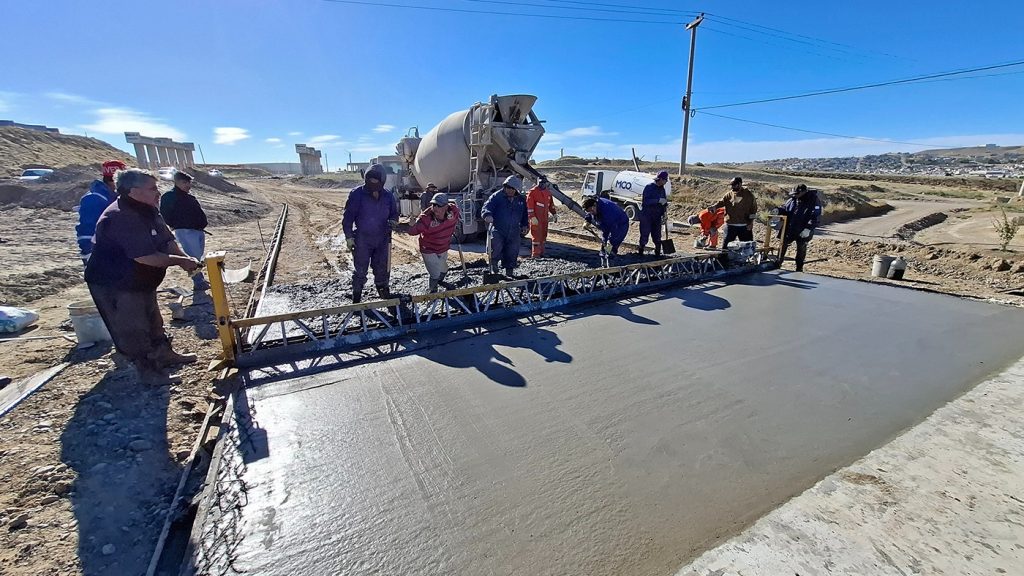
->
xmin=59 ymin=370 xmax=178 ymax=576
xmin=416 ymin=322 xmax=572 ymax=388
xmin=594 ymin=297 xmax=661 ymax=325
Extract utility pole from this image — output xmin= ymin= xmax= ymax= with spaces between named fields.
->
xmin=324 ymin=152 xmax=329 ymax=173
xmin=198 ymin=143 xmax=207 ymax=165
xmin=679 ymin=12 xmax=704 ymax=176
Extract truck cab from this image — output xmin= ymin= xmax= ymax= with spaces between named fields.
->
xmin=581 ymin=170 xmax=671 ymax=221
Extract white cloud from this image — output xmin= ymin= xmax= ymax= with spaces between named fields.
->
xmin=372 ymin=124 xmax=396 ymax=133
xmin=0 ymin=92 xmax=12 ymax=113
xmin=45 ymin=92 xmax=101 ymax=106
xmin=81 ymin=107 xmax=186 ymax=140
xmin=288 ymin=131 xmax=303 ymax=136
xmin=213 ymin=127 xmax=250 ymax=145
xmin=545 ymin=126 xmax=618 ymax=143
xmin=309 ymin=134 xmax=340 ymax=144
xmin=349 ymin=143 xmax=396 ymax=156
xmin=265 ymin=137 xmax=282 ymax=143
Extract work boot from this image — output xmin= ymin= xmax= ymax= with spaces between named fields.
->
xmin=376 ymin=285 xmax=392 ymax=300
xmin=505 ymin=268 xmax=515 ymax=280
xmin=351 ymin=285 xmax=362 ymax=304
xmin=428 ymin=278 xmax=439 ymax=293
xmin=654 ymin=248 xmax=662 ymax=258
xmin=149 ymin=345 xmax=197 ymax=368
xmin=637 ymin=246 xmax=645 ymax=255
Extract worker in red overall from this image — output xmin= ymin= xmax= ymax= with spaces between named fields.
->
xmin=688 ymin=207 xmax=726 ymax=249
xmin=526 ymin=178 xmax=558 ymax=257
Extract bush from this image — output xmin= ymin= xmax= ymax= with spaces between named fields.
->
xmin=992 ymin=208 xmax=1020 ymax=251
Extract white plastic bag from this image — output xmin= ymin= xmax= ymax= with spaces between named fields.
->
xmin=0 ymin=306 xmax=39 ymax=334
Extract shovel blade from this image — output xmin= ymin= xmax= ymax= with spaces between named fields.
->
xmin=661 ymin=238 xmax=676 ymax=255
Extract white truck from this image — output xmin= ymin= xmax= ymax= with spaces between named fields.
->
xmin=580 ymin=170 xmax=672 ymax=221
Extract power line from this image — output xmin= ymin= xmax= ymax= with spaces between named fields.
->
xmin=539 ymin=0 xmax=693 ymax=15
xmin=703 ymin=17 xmax=875 ymax=61
xmin=701 ymin=24 xmax=865 ymax=64
xmin=696 ymin=110 xmax=942 ymax=147
xmin=319 ymin=0 xmax=684 ymax=24
xmin=703 ymin=12 xmax=907 ymax=60
xmin=467 ymin=0 xmax=696 ymax=19
xmin=697 ymin=59 xmax=1024 ymax=110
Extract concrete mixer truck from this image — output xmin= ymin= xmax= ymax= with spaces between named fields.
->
xmin=389 ymin=94 xmax=593 ymax=241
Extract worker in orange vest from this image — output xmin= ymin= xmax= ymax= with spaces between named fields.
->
xmin=526 ymin=177 xmax=558 ymax=257
xmin=688 ymin=207 xmax=726 ymax=249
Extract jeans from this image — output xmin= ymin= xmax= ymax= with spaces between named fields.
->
xmin=723 ymin=224 xmax=753 ymax=247
xmin=88 ymin=284 xmax=168 ymax=370
xmin=174 ymin=229 xmax=206 ymax=286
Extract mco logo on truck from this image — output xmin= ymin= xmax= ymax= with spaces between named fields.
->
xmin=615 ymin=180 xmax=632 ymax=191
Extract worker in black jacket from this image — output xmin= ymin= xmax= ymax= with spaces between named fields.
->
xmin=776 ymin=184 xmax=821 ymax=272
xmin=159 ymin=171 xmax=210 ymax=290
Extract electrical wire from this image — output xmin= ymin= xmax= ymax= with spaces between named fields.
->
xmin=466 ymin=0 xmax=697 ymax=19
xmin=319 ymin=0 xmax=685 ymax=24
xmin=701 ymin=17 xmax=876 ymax=61
xmin=701 ymin=24 xmax=864 ymax=64
xmin=696 ymin=110 xmax=941 ymax=147
xmin=697 ymin=59 xmax=1024 ymax=110
xmin=539 ymin=0 xmax=693 ymax=15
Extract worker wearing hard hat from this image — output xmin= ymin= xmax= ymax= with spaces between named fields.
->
xmin=526 ymin=178 xmax=558 ymax=257
xmin=407 ymin=192 xmax=461 ymax=293
xmin=481 ymin=175 xmax=529 ymax=278
xmin=687 ymin=207 xmax=726 ymax=249
xmin=708 ymin=176 xmax=758 ymax=248
xmin=342 ymin=163 xmax=399 ymax=303
xmin=582 ymin=196 xmax=630 ymax=258
xmin=774 ymin=184 xmax=821 ymax=272
xmin=638 ymin=170 xmax=669 ymax=256
xmin=76 ymin=160 xmax=126 ymax=265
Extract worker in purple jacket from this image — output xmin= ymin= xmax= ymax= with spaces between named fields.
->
xmin=342 ymin=164 xmax=399 ymax=303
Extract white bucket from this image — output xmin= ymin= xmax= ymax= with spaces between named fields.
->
xmin=871 ymin=255 xmax=895 ymax=278
xmin=68 ymin=300 xmax=111 ymax=347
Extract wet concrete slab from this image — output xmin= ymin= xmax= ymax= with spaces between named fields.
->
xmin=208 ymin=271 xmax=1024 ymax=576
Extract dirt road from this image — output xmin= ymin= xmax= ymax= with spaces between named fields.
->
xmin=915 ymin=209 xmax=1024 ymax=249
xmin=817 ymin=199 xmax=978 ymax=241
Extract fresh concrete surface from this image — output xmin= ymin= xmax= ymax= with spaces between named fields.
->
xmin=678 ymin=357 xmax=1024 ymax=576
xmin=200 ymin=271 xmax=1024 ymax=576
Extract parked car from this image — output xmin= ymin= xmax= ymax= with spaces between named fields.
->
xmin=208 ymin=169 xmax=223 ymax=177
xmin=18 ymin=168 xmax=54 ymax=182
xmin=157 ymin=167 xmax=176 ymax=181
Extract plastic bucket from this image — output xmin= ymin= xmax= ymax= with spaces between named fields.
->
xmin=887 ymin=257 xmax=907 ymax=280
xmin=871 ymin=255 xmax=894 ymax=278
xmin=68 ymin=300 xmax=111 ymax=347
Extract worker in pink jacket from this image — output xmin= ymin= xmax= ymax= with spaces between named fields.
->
xmin=407 ymin=192 xmax=462 ymax=293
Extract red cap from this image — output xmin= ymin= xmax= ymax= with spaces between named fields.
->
xmin=102 ymin=160 xmax=127 ymax=178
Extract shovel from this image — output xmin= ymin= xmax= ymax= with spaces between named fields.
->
xmin=660 ymin=214 xmax=676 ymax=255
xmin=482 ymin=231 xmax=504 ymax=284
xmin=453 ymin=233 xmax=470 ymax=281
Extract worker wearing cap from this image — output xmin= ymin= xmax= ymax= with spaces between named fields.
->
xmin=85 ymin=169 xmax=200 ymax=383
xmin=638 ymin=170 xmax=669 ymax=256
xmin=160 ymin=171 xmax=210 ymax=291
xmin=76 ymin=160 xmax=126 ymax=265
xmin=687 ymin=207 xmax=726 ymax=249
xmin=582 ymin=196 xmax=630 ymax=257
xmin=481 ymin=175 xmax=529 ymax=278
xmin=775 ymin=184 xmax=821 ymax=272
xmin=526 ymin=178 xmax=558 ymax=257
xmin=420 ymin=182 xmax=439 ymax=212
xmin=709 ymin=176 xmax=758 ymax=248
xmin=407 ymin=193 xmax=461 ymax=293
xmin=343 ymin=163 xmax=399 ymax=303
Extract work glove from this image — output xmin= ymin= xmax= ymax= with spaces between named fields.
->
xmin=346 ymin=238 xmax=356 ymax=251
xmin=530 ymin=216 xmax=540 ymax=226
xmin=585 ymin=214 xmax=594 ymax=224
xmin=799 ymin=228 xmax=811 ymax=239
xmin=550 ymin=213 xmax=558 ymax=223
xmin=484 ymin=215 xmax=494 ymax=225
xmin=659 ymin=197 xmax=668 ymax=205
xmin=521 ymin=226 xmax=529 ymax=237
xmin=388 ymin=219 xmax=398 ymax=231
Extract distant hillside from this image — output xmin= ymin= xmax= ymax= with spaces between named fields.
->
xmin=0 ymin=126 xmax=134 ymax=177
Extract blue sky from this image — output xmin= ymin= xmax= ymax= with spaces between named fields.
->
xmin=2 ymin=0 xmax=1022 ymax=165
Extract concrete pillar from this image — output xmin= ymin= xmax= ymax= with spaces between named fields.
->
xmin=184 ymin=150 xmax=195 ymax=167
xmin=157 ymin=147 xmax=171 ymax=167
xmin=174 ymin=148 xmax=187 ymax=167
xmin=132 ymin=143 xmax=149 ymax=168
xmin=146 ymin=144 xmax=160 ymax=168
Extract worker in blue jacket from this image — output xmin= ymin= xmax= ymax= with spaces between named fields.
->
xmin=342 ymin=164 xmax=399 ymax=302
xmin=76 ymin=160 xmax=125 ymax=265
xmin=583 ymin=196 xmax=630 ymax=257
xmin=482 ymin=175 xmax=529 ymax=278
xmin=639 ymin=170 xmax=669 ymax=256
xmin=775 ymin=184 xmax=822 ymax=272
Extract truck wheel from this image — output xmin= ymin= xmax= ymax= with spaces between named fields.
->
xmin=624 ymin=203 xmax=639 ymax=221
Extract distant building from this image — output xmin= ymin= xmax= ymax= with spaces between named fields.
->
xmin=0 ymin=120 xmax=60 ymax=134
xmin=346 ymin=162 xmax=371 ymax=172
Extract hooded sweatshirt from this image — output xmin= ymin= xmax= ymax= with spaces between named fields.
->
xmin=76 ymin=179 xmax=117 ymax=256
xmin=342 ymin=164 xmax=398 ymax=244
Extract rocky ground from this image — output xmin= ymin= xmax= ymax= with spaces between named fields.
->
xmin=0 ymin=172 xmax=1022 ymax=575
